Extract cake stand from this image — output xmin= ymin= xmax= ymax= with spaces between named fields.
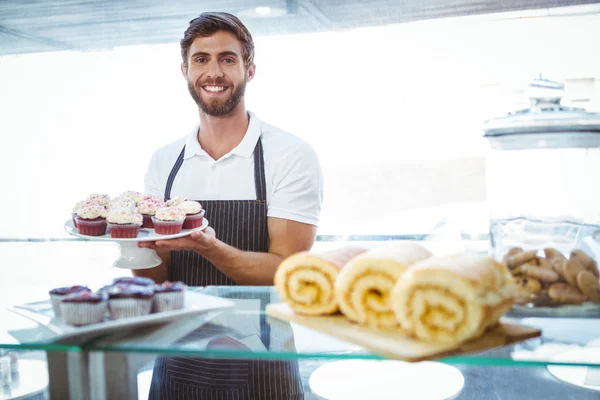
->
xmin=64 ymin=218 xmax=209 ymax=270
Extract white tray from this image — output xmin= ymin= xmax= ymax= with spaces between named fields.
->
xmin=64 ymin=218 xmax=209 ymax=269
xmin=8 ymin=290 xmax=234 ymax=341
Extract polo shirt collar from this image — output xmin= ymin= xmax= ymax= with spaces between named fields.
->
xmin=183 ymin=111 xmax=261 ymax=160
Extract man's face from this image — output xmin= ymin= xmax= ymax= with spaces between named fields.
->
xmin=182 ymin=31 xmax=255 ymax=117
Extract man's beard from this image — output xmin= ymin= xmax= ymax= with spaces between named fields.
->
xmin=188 ymin=79 xmax=246 ymax=117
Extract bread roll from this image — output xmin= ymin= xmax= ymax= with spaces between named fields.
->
xmin=274 ymin=246 xmax=367 ymax=315
xmin=335 ymin=243 xmax=432 ymax=328
xmin=391 ymin=253 xmax=516 ymax=344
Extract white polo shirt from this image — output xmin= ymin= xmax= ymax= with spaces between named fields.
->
xmin=144 ymin=112 xmax=323 ymax=226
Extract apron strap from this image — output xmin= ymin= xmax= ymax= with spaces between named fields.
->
xmin=164 ymin=136 xmax=267 ymax=202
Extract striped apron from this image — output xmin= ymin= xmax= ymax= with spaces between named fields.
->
xmin=149 ymin=137 xmax=304 ymax=399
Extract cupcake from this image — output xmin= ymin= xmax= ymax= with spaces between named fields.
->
xmin=113 ymin=276 xmax=156 ymax=287
xmin=60 ymin=291 xmax=107 ymax=326
xmin=86 ymin=193 xmax=111 ymax=207
xmin=141 ymin=194 xmax=164 ymax=203
xmin=153 ymin=281 xmax=186 ymax=312
xmin=75 ymin=204 xmax=108 ymax=236
xmin=152 ymin=207 xmax=186 ymax=235
xmin=105 ymin=284 xmax=154 ymax=319
xmin=49 ymin=285 xmax=91 ymax=317
xmin=119 ymin=191 xmax=144 ymax=205
xmin=107 ymin=197 xmax=137 ymax=211
xmin=107 ymin=208 xmax=143 ymax=238
xmin=166 ymin=196 xmax=187 ymax=207
xmin=71 ymin=201 xmax=86 ymax=228
xmin=177 ymin=200 xmax=205 ymax=229
xmin=137 ymin=199 xmax=167 ymax=228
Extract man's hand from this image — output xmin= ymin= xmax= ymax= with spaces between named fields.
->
xmin=138 ymin=227 xmax=217 ymax=254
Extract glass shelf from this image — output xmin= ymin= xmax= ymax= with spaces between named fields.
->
xmin=4 ymin=286 xmax=597 ymax=368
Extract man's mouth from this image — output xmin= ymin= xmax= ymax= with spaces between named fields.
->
xmin=202 ymin=85 xmax=228 ymax=94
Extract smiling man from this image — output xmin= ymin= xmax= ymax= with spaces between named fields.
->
xmin=137 ymin=12 xmax=321 ymax=399
xmin=139 ymin=12 xmax=323 ymax=286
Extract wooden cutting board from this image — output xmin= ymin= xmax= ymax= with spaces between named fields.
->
xmin=266 ymin=303 xmax=541 ymax=362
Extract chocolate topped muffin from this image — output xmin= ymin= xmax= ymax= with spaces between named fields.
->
xmin=60 ymin=291 xmax=107 ymax=326
xmin=154 ymin=281 xmax=186 ymax=293
xmin=62 ymin=291 xmax=106 ymax=303
xmin=106 ymin=284 xmax=154 ymax=319
xmin=153 ymin=281 xmax=186 ymax=313
xmin=50 ymin=285 xmax=90 ymax=296
xmin=113 ymin=277 xmax=155 ymax=287
xmin=49 ymin=286 xmax=91 ymax=317
xmin=106 ymin=284 xmax=154 ymax=299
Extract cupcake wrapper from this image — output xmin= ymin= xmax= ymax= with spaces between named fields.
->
xmin=151 ymin=218 xmax=183 ymax=235
xmin=50 ymin=294 xmax=66 ymax=317
xmin=109 ymin=298 xmax=152 ymax=319
xmin=108 ymin=223 xmax=141 ymax=238
xmin=142 ymin=214 xmax=154 ymax=229
xmin=182 ymin=210 xmax=205 ymax=229
xmin=76 ymin=218 xmax=107 ymax=236
xmin=152 ymin=291 xmax=185 ymax=313
xmin=60 ymin=301 xmax=107 ymax=326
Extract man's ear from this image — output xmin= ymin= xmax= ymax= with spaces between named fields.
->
xmin=180 ymin=63 xmax=188 ymax=79
xmin=246 ymin=64 xmax=256 ymax=82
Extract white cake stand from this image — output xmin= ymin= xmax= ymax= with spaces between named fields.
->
xmin=64 ymin=218 xmax=209 ymax=270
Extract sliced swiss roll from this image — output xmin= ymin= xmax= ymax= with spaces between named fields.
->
xmin=335 ymin=243 xmax=433 ymax=328
xmin=274 ymin=246 xmax=367 ymax=315
xmin=391 ymin=253 xmax=517 ymax=344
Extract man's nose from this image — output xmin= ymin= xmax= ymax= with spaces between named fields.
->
xmin=207 ymin=60 xmax=224 ymax=79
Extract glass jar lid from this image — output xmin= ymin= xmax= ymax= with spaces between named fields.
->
xmin=483 ymin=77 xmax=600 ymax=137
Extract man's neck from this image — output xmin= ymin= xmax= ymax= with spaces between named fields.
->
xmin=198 ymin=105 xmax=250 ymax=161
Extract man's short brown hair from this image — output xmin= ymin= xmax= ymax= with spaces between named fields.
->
xmin=180 ymin=12 xmax=255 ymax=68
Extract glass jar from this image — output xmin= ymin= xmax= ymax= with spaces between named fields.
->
xmin=483 ymin=78 xmax=600 ymax=262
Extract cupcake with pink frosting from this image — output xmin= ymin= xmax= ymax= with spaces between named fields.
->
xmin=107 ymin=208 xmax=143 ymax=238
xmin=76 ymin=203 xmax=108 ymax=236
xmin=152 ymin=206 xmax=186 ymax=234
xmin=86 ymin=193 xmax=111 ymax=207
xmin=178 ymin=200 xmax=205 ymax=229
xmin=137 ymin=199 xmax=167 ymax=228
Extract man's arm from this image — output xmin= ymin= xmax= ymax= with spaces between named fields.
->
xmin=139 ymin=217 xmax=316 ymax=285
xmin=132 ymin=248 xmax=171 ymax=284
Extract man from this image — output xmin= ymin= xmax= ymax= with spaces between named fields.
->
xmin=136 ymin=12 xmax=323 ymax=399
xmin=137 ymin=12 xmax=322 ymax=287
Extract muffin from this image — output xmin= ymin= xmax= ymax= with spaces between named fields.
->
xmin=86 ymin=193 xmax=111 ymax=207
xmin=105 ymin=284 xmax=154 ymax=319
xmin=178 ymin=200 xmax=205 ymax=229
xmin=137 ymin=199 xmax=167 ymax=228
xmin=71 ymin=201 xmax=86 ymax=228
xmin=75 ymin=203 xmax=108 ymax=236
xmin=113 ymin=276 xmax=156 ymax=287
xmin=153 ymin=281 xmax=186 ymax=312
xmin=152 ymin=207 xmax=186 ymax=235
xmin=60 ymin=291 xmax=107 ymax=326
xmin=49 ymin=285 xmax=91 ymax=317
xmin=119 ymin=191 xmax=144 ymax=205
xmin=107 ymin=208 xmax=143 ymax=238
xmin=166 ymin=196 xmax=187 ymax=207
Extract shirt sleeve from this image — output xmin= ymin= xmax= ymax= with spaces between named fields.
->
xmin=144 ymin=151 xmax=164 ymax=198
xmin=267 ymin=142 xmax=324 ymax=226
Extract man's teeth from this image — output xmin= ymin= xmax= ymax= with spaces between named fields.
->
xmin=205 ymin=86 xmax=225 ymax=92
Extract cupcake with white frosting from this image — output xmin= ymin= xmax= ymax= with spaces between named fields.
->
xmin=107 ymin=197 xmax=137 ymax=211
xmin=141 ymin=194 xmax=163 ymax=203
xmin=166 ymin=196 xmax=187 ymax=207
xmin=86 ymin=193 xmax=111 ymax=207
xmin=119 ymin=190 xmax=143 ymax=205
xmin=178 ymin=200 xmax=205 ymax=229
xmin=137 ymin=199 xmax=167 ymax=228
xmin=152 ymin=206 xmax=186 ymax=235
xmin=107 ymin=208 xmax=143 ymax=238
xmin=71 ymin=200 xmax=86 ymax=228
xmin=76 ymin=203 xmax=108 ymax=236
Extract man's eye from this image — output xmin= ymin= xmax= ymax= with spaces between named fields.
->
xmin=195 ymin=57 xmax=206 ymax=63
xmin=222 ymin=58 xmax=234 ymax=64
